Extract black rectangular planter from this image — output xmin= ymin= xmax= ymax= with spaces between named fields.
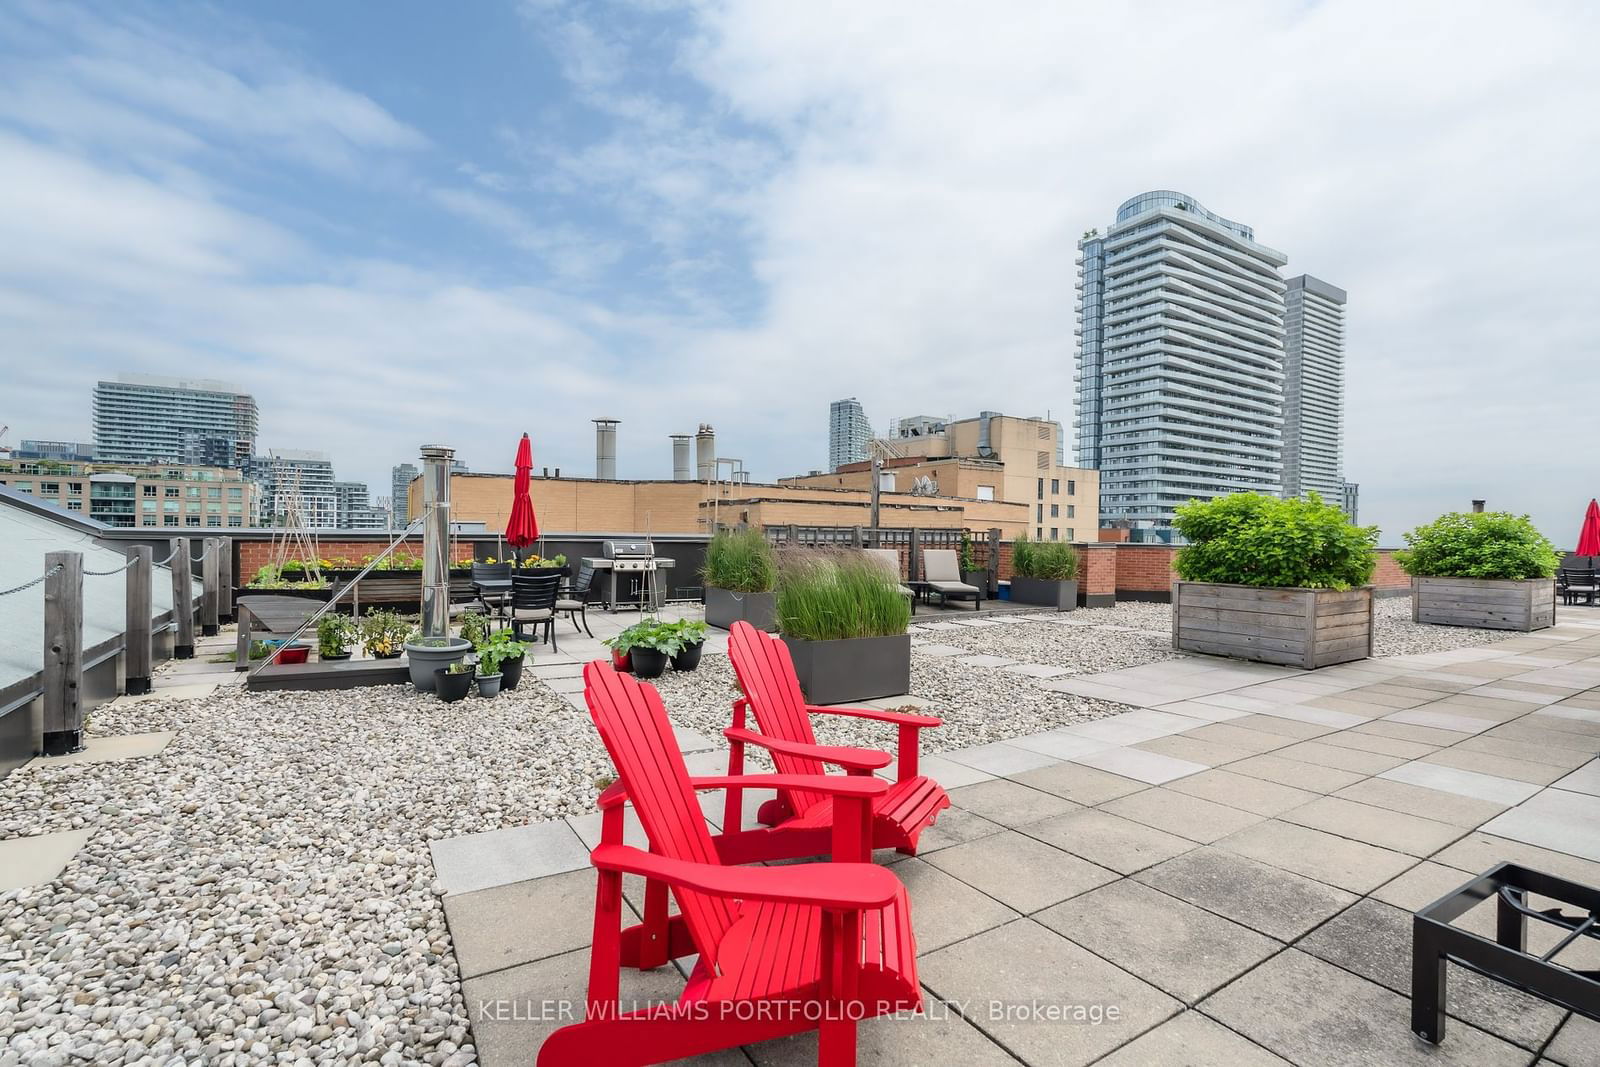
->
xmin=1009 ymin=576 xmax=1079 ymax=610
xmin=704 ymin=587 xmax=776 ymax=631
xmin=781 ymin=633 xmax=911 ymax=705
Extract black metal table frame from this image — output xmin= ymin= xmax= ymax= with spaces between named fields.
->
xmin=1412 ymin=861 xmax=1600 ymax=1044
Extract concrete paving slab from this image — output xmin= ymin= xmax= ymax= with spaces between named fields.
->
xmin=1023 ymin=808 xmax=1197 ymax=875
xmin=1249 ymin=702 xmax=1369 ymax=729
xmin=1384 ymin=708 xmax=1501 ymax=734
xmin=889 ymin=858 xmax=1019 ymax=952
xmin=1379 ymin=762 xmax=1541 ymax=807
xmin=1216 ymin=819 xmax=1414 ymax=894
xmin=947 ymin=778 xmax=1080 ymax=827
xmin=1271 ymin=740 xmax=1407 ymax=775
xmin=1176 ymin=722 xmax=1297 ymax=754
xmin=1330 ymin=776 xmax=1509 ymax=829
xmin=113 ymin=682 xmax=217 ymax=704
xmin=1225 ymin=753 xmax=1367 ymax=794
xmin=1071 ymin=745 xmax=1208 ymax=785
xmin=1316 ymin=730 xmax=1439 ymax=760
xmin=745 ymin=1001 xmax=1018 ymax=1066
xmin=25 ymin=731 xmax=174 ymax=768
xmin=0 ymin=830 xmax=91 ymax=891
xmin=1061 ymin=708 xmax=1210 ymax=745
xmin=940 ymin=741 xmax=1060 ymax=776
xmin=429 ymin=820 xmax=591 ymax=896
xmin=1099 ymin=787 xmax=1264 ymax=844
xmin=1432 ymin=832 xmax=1600 ymax=888
xmin=1003 ymin=728 xmax=1118 ymax=762
xmin=1480 ymin=787 xmax=1600 ymax=863
xmin=1420 ymin=748 xmax=1569 ymax=786
xmin=1544 ymin=1014 xmax=1600 ymax=1067
xmin=1457 ymin=735 xmax=1594 ymax=772
xmin=1202 ymin=948 xmax=1530 ymax=1067
xmin=893 ymin=752 xmax=995 ymax=790
xmin=1165 ymin=768 xmax=1320 ymax=817
xmin=1000 ymin=661 xmax=1071 ymax=679
xmin=1008 ymin=761 xmax=1147 ymax=806
xmin=909 ymin=806 xmax=1006 ymax=855
xmin=1134 ymin=734 xmax=1258 ymax=768
xmin=920 ymin=919 xmax=1182 ymax=1067
xmin=443 ymin=869 xmax=606 ymax=979
xmin=1553 ymin=759 xmax=1600 ymax=796
xmin=1147 ymin=699 xmax=1250 ymax=722
xmin=1228 ymin=713 xmax=1339 ymax=739
xmin=954 ymin=653 xmax=1018 ymax=668
xmin=1094 ymin=1009 xmax=1292 ymax=1066
xmin=1134 ymin=846 xmax=1356 ymax=941
xmin=1038 ymin=879 xmax=1281 ymax=1004
xmin=1370 ymin=860 xmax=1479 ymax=913
xmin=911 ymin=642 xmax=969 ymax=657
xmin=926 ymin=829 xmax=1118 ymax=914
xmin=1297 ymin=898 xmax=1566 ymax=1050
xmin=1277 ymin=795 xmax=1466 ymax=857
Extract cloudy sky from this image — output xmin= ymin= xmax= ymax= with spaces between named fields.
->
xmin=2 ymin=0 xmax=1595 ymax=543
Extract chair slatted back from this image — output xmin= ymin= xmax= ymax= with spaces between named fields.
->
xmin=473 ymin=562 xmax=512 ymax=583
xmin=582 ymin=663 xmax=737 ymax=965
xmin=727 ymin=621 xmax=828 ymax=817
xmin=569 ymin=561 xmax=597 ymax=597
xmin=511 ymin=572 xmax=560 ymax=611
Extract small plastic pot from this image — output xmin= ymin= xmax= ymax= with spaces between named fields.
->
xmin=475 ymin=672 xmax=504 ymax=698
xmin=273 ymin=645 xmax=310 ymax=665
xmin=500 ymin=655 xmax=524 ymax=691
xmin=611 ymin=648 xmax=632 ymax=672
xmin=629 ymin=647 xmax=667 ymax=679
xmin=435 ymin=668 xmax=473 ymax=702
xmin=320 ymin=651 xmax=351 ymax=662
xmin=670 ymin=641 xmax=704 ymax=672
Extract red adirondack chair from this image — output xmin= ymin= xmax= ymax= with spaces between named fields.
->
xmin=538 ymin=663 xmax=922 ymax=1066
xmin=726 ymin=621 xmax=950 ymax=856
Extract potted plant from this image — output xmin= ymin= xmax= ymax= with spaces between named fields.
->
xmin=666 ymin=619 xmax=709 ymax=671
xmin=316 ymin=614 xmax=358 ymax=661
xmin=604 ymin=624 xmax=637 ymax=672
xmin=458 ymin=611 xmax=492 ymax=648
xmin=360 ymin=610 xmax=410 ymax=659
xmin=702 ymin=529 xmax=778 ymax=631
xmin=1009 ymin=534 xmax=1079 ymax=610
xmin=1396 ymin=512 xmax=1559 ymax=631
xmin=435 ymin=661 xmax=474 ymax=703
xmin=266 ymin=639 xmax=311 ymax=665
xmin=474 ymin=644 xmax=506 ymax=697
xmin=482 ymin=630 xmax=528 ymax=690
xmin=777 ymin=549 xmax=912 ymax=703
xmin=403 ymin=619 xmax=472 ymax=692
xmin=623 ymin=622 xmax=673 ymax=680
xmin=959 ymin=532 xmax=988 ymax=594
xmin=1171 ymin=492 xmax=1379 ymax=669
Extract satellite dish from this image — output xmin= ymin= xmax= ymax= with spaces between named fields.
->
xmin=910 ymin=476 xmax=938 ymax=497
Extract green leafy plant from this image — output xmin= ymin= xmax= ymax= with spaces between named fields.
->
xmin=316 ymin=614 xmax=358 ymax=657
xmin=359 ymin=610 xmax=412 ymax=657
xmin=958 ymin=532 xmax=977 ymax=573
xmin=1173 ymin=492 xmax=1378 ymax=590
xmin=479 ymin=629 xmax=527 ymax=670
xmin=1395 ymin=512 xmax=1559 ymax=580
xmin=457 ymin=611 xmax=491 ymax=647
xmin=777 ymin=549 xmax=911 ymax=642
xmin=1011 ymin=534 xmax=1077 ymax=580
xmin=475 ymin=646 xmax=504 ymax=676
xmin=702 ymin=528 xmax=777 ymax=593
xmin=604 ymin=622 xmax=650 ymax=654
xmin=445 ymin=660 xmax=473 ymax=675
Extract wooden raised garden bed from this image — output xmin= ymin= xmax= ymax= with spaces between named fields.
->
xmin=1173 ymin=581 xmax=1373 ymax=669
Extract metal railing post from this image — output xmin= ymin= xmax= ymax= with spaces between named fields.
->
xmin=43 ymin=551 xmax=84 ymax=755
xmin=125 ymin=546 xmax=153 ymax=695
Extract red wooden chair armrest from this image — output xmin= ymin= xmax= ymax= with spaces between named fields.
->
xmin=590 ymin=844 xmax=900 ymax=909
xmin=805 ymin=704 xmax=944 ymax=729
xmin=722 ymin=727 xmax=892 ymax=773
xmin=688 ymin=774 xmax=889 ymax=799
xmin=597 ymin=780 xmax=629 ymax=810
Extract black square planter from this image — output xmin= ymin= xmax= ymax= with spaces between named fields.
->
xmin=781 ymin=633 xmax=911 ymax=705
xmin=1009 ymin=576 xmax=1078 ymax=610
xmin=705 ymin=587 xmax=776 ymax=631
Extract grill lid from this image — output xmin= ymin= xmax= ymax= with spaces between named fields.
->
xmin=603 ymin=540 xmax=654 ymax=558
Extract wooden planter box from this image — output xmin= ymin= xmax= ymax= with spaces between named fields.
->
xmin=1173 ymin=581 xmax=1373 ymax=669
xmin=704 ymin=587 xmax=776 ymax=632
xmin=1010 ymin=576 xmax=1078 ymax=610
xmin=1412 ymin=577 xmax=1555 ymax=632
xmin=781 ymin=633 xmax=911 ymax=704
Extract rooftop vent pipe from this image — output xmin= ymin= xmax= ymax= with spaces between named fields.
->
xmin=695 ymin=424 xmax=716 ymax=481
xmin=593 ymin=419 xmax=618 ymax=480
xmin=670 ymin=434 xmax=692 ymax=481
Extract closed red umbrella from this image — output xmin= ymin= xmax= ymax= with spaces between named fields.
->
xmin=1578 ymin=498 xmax=1600 ymax=557
xmin=506 ymin=433 xmax=539 ymax=558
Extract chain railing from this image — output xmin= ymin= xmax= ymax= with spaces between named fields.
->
xmin=83 ymin=556 xmax=138 ymax=576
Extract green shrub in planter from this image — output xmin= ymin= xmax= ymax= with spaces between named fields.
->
xmin=1395 ymin=512 xmax=1559 ymax=580
xmin=316 ymin=614 xmax=358 ymax=659
xmin=1012 ymin=535 xmax=1078 ymax=580
xmin=1173 ymin=492 xmax=1378 ymax=589
xmin=778 ymin=550 xmax=911 ymax=641
xmin=702 ymin=528 xmax=777 ymax=592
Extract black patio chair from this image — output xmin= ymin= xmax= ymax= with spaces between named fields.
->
xmin=510 ymin=572 xmax=562 ymax=650
xmin=556 ymin=560 xmax=597 ymax=637
xmin=472 ymin=561 xmax=513 ymax=621
xmin=1560 ymin=568 xmax=1599 ymax=606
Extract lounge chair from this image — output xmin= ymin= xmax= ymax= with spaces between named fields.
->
xmin=725 ymin=621 xmax=950 ymax=856
xmin=536 ymin=663 xmax=922 ymax=1066
xmin=862 ymin=548 xmax=915 ymax=606
xmin=920 ymin=548 xmax=982 ymax=611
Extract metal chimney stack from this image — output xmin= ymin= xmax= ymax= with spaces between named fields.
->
xmin=695 ymin=424 xmax=716 ymax=481
xmin=593 ymin=419 xmax=619 ymax=480
xmin=419 ymin=444 xmax=454 ymax=640
xmin=670 ymin=434 xmax=692 ymax=481
xmin=1471 ymin=499 xmax=1486 ymax=513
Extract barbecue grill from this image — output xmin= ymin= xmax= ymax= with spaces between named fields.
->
xmin=585 ymin=540 xmax=675 ymax=612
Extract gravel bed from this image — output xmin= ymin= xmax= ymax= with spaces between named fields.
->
xmin=0 ymin=679 xmax=607 ymax=1067
xmin=1367 ymin=595 xmax=1513 ymax=657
